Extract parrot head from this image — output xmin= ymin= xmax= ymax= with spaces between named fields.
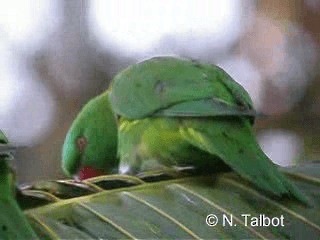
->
xmin=62 ymin=91 xmax=118 ymax=180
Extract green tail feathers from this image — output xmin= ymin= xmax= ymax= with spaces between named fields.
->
xmin=180 ymin=117 xmax=309 ymax=205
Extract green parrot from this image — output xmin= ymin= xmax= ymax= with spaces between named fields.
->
xmin=0 ymin=130 xmax=38 ymax=239
xmin=62 ymin=91 xmax=118 ymax=180
xmin=108 ymin=56 xmax=308 ymax=204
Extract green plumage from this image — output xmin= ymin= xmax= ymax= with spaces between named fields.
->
xmin=62 ymin=91 xmax=118 ymax=177
xmin=110 ymin=57 xmax=254 ymax=119
xmin=0 ymin=130 xmax=38 ymax=239
xmin=110 ymin=57 xmax=308 ymax=205
xmin=62 ymin=56 xmax=308 ymax=205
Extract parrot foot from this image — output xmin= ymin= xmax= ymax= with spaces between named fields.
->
xmin=119 ymin=163 xmax=132 ymax=174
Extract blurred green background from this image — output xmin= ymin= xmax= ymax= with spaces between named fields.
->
xmin=0 ymin=0 xmax=319 ymax=182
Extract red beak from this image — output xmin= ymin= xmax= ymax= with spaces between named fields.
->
xmin=78 ymin=166 xmax=105 ymax=180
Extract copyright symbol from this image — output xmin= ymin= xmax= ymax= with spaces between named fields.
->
xmin=206 ymin=214 xmax=218 ymax=226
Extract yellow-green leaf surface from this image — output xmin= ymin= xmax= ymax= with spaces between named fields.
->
xmin=21 ymin=164 xmax=320 ymax=239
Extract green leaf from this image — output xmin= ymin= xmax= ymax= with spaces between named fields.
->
xmin=0 ymin=130 xmax=39 ymax=239
xmin=0 ymin=130 xmax=9 ymax=144
xmin=20 ymin=163 xmax=320 ymax=239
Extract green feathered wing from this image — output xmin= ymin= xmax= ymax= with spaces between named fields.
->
xmin=110 ymin=56 xmax=308 ymax=205
xmin=110 ymin=56 xmax=255 ymax=120
xmin=179 ymin=117 xmax=308 ymax=204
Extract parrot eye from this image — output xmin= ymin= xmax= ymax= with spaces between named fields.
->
xmin=76 ymin=137 xmax=87 ymax=153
